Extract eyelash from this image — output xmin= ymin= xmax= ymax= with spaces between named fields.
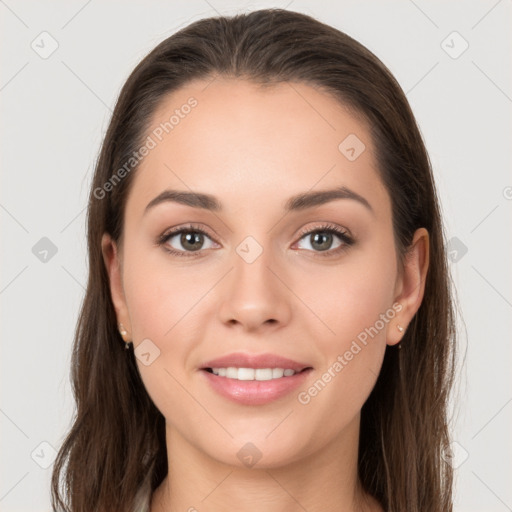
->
xmin=156 ymin=222 xmax=354 ymax=259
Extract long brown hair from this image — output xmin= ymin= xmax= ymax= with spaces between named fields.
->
xmin=51 ymin=9 xmax=457 ymax=512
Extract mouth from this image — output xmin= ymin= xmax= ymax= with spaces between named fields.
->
xmin=199 ymin=352 xmax=313 ymax=405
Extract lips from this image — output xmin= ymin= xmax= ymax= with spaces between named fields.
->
xmin=199 ymin=352 xmax=313 ymax=405
xmin=200 ymin=352 xmax=312 ymax=373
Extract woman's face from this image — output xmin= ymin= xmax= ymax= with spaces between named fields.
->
xmin=103 ymin=77 xmax=426 ymax=468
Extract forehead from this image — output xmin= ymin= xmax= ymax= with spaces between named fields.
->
xmin=125 ymin=77 xmax=390 ymax=219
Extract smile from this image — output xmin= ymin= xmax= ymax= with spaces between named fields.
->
xmin=201 ymin=367 xmax=313 ymax=405
xmin=206 ymin=367 xmax=299 ymax=380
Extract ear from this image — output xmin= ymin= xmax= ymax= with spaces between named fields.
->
xmin=101 ymin=233 xmax=132 ymax=341
xmin=388 ymin=227 xmax=430 ymax=346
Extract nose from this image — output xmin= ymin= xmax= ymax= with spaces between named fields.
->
xmin=217 ymin=242 xmax=292 ymax=333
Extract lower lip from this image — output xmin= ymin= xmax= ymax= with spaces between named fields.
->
xmin=201 ymin=368 xmax=313 ymax=405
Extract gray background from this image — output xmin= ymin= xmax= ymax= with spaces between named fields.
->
xmin=1 ymin=0 xmax=511 ymax=510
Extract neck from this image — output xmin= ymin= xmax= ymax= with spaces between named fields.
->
xmin=151 ymin=414 xmax=382 ymax=512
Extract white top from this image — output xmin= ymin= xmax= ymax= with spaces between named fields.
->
xmin=132 ymin=480 xmax=152 ymax=512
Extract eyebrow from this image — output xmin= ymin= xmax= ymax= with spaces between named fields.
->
xmin=144 ymin=186 xmax=373 ymax=215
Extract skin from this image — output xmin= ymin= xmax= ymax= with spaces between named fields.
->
xmin=102 ymin=77 xmax=429 ymax=512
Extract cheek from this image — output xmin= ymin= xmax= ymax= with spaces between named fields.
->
xmin=122 ymin=243 xmax=211 ymax=340
xmin=327 ymin=270 xmax=396 ymax=345
xmin=121 ymin=244 xmax=215 ymax=407
xmin=302 ymin=244 xmax=397 ymax=350
xmin=294 ymin=243 xmax=397 ymax=409
xmin=120 ymin=246 xmax=207 ymax=418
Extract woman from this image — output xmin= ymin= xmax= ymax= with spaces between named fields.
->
xmin=51 ymin=8 xmax=457 ymax=512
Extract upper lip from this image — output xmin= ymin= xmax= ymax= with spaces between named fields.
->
xmin=201 ymin=352 xmax=312 ymax=372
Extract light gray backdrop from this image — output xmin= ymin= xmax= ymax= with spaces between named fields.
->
xmin=1 ymin=1 xmax=511 ymax=511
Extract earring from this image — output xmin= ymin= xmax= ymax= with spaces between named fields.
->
xmin=118 ymin=323 xmax=127 ymax=337
xmin=397 ymin=324 xmax=404 ymax=350
xmin=118 ymin=323 xmax=131 ymax=350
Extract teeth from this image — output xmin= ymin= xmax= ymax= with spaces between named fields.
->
xmin=210 ymin=367 xmax=298 ymax=380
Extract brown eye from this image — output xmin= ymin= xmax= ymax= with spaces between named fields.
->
xmin=309 ymin=232 xmax=337 ymax=252
xmin=295 ymin=224 xmax=354 ymax=257
xmin=176 ymin=231 xmax=205 ymax=252
xmin=158 ymin=225 xmax=218 ymax=257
